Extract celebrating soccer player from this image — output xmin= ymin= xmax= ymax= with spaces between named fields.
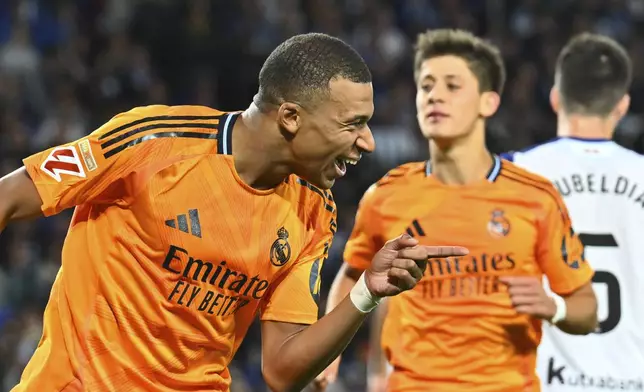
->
xmin=506 ymin=33 xmax=644 ymax=391
xmin=0 ymin=33 xmax=468 ymax=392
xmin=318 ymin=29 xmax=598 ymax=392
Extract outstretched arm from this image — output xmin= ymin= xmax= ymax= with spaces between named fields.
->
xmin=314 ymin=183 xmax=383 ymax=389
xmin=260 ymin=235 xmax=468 ymax=392
xmin=311 ymin=263 xmax=363 ymax=387
xmin=0 ymin=167 xmax=44 ymax=232
xmin=262 ymin=296 xmax=369 ymax=392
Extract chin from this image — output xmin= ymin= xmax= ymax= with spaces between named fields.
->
xmin=295 ymin=164 xmax=338 ymax=190
xmin=309 ymin=176 xmax=335 ymax=190
xmin=424 ymin=128 xmax=473 ymax=144
xmin=422 ymin=128 xmax=456 ymax=139
xmin=294 ymin=170 xmax=334 ymax=189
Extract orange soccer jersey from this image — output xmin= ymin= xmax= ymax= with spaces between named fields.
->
xmin=14 ymin=105 xmax=336 ymax=392
xmin=344 ymin=156 xmax=593 ymax=392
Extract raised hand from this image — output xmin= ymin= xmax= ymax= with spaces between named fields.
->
xmin=365 ymin=234 xmax=468 ymax=297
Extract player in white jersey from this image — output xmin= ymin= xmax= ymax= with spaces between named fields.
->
xmin=504 ymin=33 xmax=644 ymax=391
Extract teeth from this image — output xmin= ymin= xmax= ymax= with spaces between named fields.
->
xmin=336 ymin=157 xmax=359 ymax=167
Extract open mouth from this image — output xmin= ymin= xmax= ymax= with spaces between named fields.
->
xmin=334 ymin=156 xmax=359 ymax=177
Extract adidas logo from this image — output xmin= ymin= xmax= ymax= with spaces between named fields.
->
xmin=405 ymin=219 xmax=426 ymax=237
xmin=165 ymin=209 xmax=202 ymax=238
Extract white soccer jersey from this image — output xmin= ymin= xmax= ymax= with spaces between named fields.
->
xmin=505 ymin=137 xmax=644 ymax=391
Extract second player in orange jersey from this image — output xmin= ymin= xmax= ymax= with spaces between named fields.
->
xmin=0 ymin=33 xmax=468 ymax=392
xmin=318 ymin=29 xmax=598 ymax=392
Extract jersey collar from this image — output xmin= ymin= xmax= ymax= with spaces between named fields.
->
xmin=217 ymin=112 xmax=240 ymax=155
xmin=425 ymin=154 xmax=501 ymax=183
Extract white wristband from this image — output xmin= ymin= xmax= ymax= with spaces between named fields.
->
xmin=350 ymin=273 xmax=382 ymax=313
xmin=549 ymin=293 xmax=567 ymax=324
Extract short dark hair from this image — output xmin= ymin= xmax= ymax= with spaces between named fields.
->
xmin=556 ymin=33 xmax=632 ymax=116
xmin=414 ymin=29 xmax=505 ymax=95
xmin=256 ymin=33 xmax=371 ymax=109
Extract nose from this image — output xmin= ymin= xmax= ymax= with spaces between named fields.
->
xmin=427 ymin=83 xmax=446 ymax=104
xmin=356 ymin=125 xmax=376 ymax=154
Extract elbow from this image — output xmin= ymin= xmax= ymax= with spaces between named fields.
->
xmin=561 ymin=296 xmax=599 ymax=335
xmin=579 ymin=293 xmax=599 ymax=335
xmin=581 ymin=306 xmax=599 ymax=335
xmin=573 ymin=313 xmax=598 ymax=335
xmin=262 ymin=365 xmax=285 ymax=392
xmin=0 ymin=180 xmax=12 ymax=224
xmin=557 ymin=314 xmax=598 ymax=336
xmin=262 ymin=363 xmax=301 ymax=392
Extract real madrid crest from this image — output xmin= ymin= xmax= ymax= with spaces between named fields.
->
xmin=487 ymin=209 xmax=510 ymax=238
xmin=270 ymin=227 xmax=292 ymax=267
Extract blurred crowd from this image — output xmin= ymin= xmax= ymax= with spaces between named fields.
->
xmin=1 ymin=0 xmax=644 ymax=391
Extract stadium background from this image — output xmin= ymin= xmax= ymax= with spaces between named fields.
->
xmin=0 ymin=0 xmax=643 ymax=391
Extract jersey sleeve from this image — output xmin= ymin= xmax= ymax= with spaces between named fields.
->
xmin=343 ymin=184 xmax=383 ymax=270
xmin=260 ymin=209 xmax=336 ymax=325
xmin=22 ymin=105 xmax=219 ymax=216
xmin=537 ymin=187 xmax=594 ymax=295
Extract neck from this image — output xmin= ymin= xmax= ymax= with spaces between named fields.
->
xmin=429 ymin=123 xmax=493 ymax=185
xmin=556 ymin=111 xmax=615 ymax=140
xmin=231 ymin=104 xmax=293 ymax=190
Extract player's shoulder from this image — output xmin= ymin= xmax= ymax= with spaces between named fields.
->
xmin=499 ymin=159 xmax=552 ymax=184
xmin=106 ymin=104 xmax=227 ymax=124
xmin=357 ymin=161 xmax=426 ymax=206
xmin=375 ymin=161 xmax=426 ymax=188
xmin=497 ymin=159 xmax=564 ymax=207
xmin=96 ymin=105 xmax=240 ymax=159
xmin=612 ymin=143 xmax=644 ymax=164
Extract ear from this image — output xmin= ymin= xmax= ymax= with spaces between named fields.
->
xmin=613 ymin=94 xmax=630 ymax=120
xmin=277 ymin=102 xmax=303 ymax=137
xmin=550 ymin=86 xmax=560 ymax=113
xmin=479 ymin=91 xmax=501 ymax=118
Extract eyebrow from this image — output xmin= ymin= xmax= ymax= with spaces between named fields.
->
xmin=343 ymin=115 xmax=370 ymax=125
xmin=421 ymin=74 xmax=461 ymax=81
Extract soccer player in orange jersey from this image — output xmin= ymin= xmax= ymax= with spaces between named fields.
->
xmin=317 ymin=29 xmax=599 ymax=392
xmin=0 ymin=33 xmax=468 ymax=392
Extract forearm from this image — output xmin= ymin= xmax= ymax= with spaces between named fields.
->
xmin=0 ymin=214 xmax=7 ymax=233
xmin=262 ymin=236 xmax=442 ymax=391
xmin=556 ymin=292 xmax=598 ymax=335
xmin=1 ymin=172 xmax=14 ymax=231
xmin=266 ymin=296 xmax=370 ymax=392
xmin=0 ymin=167 xmax=43 ymax=226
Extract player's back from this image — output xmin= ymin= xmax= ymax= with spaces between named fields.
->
xmin=508 ymin=137 xmax=644 ymax=391
xmin=13 ymin=105 xmax=335 ymax=392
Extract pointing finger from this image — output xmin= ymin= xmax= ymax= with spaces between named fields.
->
xmin=423 ymin=246 xmax=469 ymax=258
